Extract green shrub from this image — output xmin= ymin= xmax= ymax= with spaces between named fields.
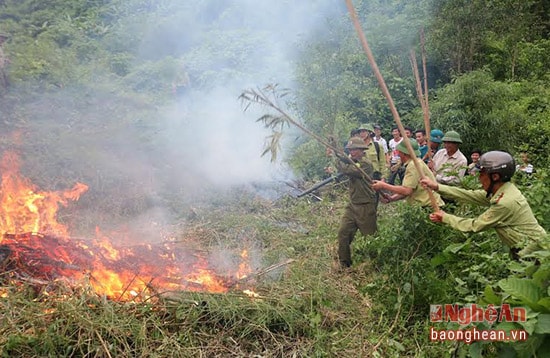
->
xmin=514 ymin=169 xmax=550 ymax=232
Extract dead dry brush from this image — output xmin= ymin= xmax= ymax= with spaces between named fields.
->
xmin=0 ymin=191 xmax=380 ymax=357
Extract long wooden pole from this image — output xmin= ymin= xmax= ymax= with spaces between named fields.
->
xmin=409 ymin=50 xmax=432 ymax=162
xmin=344 ymin=0 xmax=439 ymax=211
xmin=420 ymin=29 xmax=432 ymax=161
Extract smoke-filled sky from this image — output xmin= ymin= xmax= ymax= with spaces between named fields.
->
xmin=150 ymin=0 xmax=344 ymax=189
xmin=1 ymin=0 xmax=349 ymax=236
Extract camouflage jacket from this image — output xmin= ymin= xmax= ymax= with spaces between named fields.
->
xmin=336 ymin=154 xmax=376 ymax=205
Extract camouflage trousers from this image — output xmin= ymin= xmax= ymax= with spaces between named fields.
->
xmin=337 ymin=202 xmax=377 ymax=267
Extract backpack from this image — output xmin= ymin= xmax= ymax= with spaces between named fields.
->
xmin=373 ymin=141 xmax=381 ymax=163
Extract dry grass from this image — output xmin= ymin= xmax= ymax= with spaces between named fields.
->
xmin=0 ymin=187 xmax=379 ymax=357
xmin=0 ymin=89 xmax=451 ymax=357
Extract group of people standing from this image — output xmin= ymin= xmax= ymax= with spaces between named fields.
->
xmin=330 ymin=123 xmax=546 ymax=269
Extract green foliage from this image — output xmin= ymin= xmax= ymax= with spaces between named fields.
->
xmin=510 ymin=82 xmax=550 ymax=168
xmin=349 ymin=201 xmax=514 ymax=356
xmin=467 ymin=247 xmax=550 ymax=357
xmin=1 ymin=0 xmax=268 ymax=96
xmin=354 ymin=206 xmax=458 ymax=314
xmin=122 ymin=56 xmax=181 ymax=95
xmin=0 ymin=286 xmax=324 ymax=357
xmin=515 ymin=39 xmax=550 ymax=80
xmin=288 ymin=140 xmax=332 ymax=180
xmin=7 ymin=37 xmax=73 ymax=86
xmin=428 ymin=0 xmax=548 ymax=80
xmin=460 ymin=173 xmax=482 ymax=190
xmin=514 ymin=170 xmax=550 ymax=231
xmin=108 ymin=52 xmax=134 ymax=76
xmin=428 ymin=70 xmax=550 ymax=157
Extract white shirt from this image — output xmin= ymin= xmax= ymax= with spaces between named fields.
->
xmin=432 ymin=148 xmax=467 ymax=185
xmin=517 ymin=164 xmax=534 ymax=174
xmin=388 ymin=137 xmax=402 ymax=164
xmin=374 ymin=136 xmax=389 ymax=154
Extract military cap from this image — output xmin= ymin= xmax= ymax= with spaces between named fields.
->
xmin=441 ymin=130 xmax=462 ymax=143
xmin=357 ymin=123 xmax=375 ymax=132
xmin=396 ymin=139 xmax=420 ymax=157
xmin=345 ymin=137 xmax=369 ymax=150
xmin=430 ymin=129 xmax=444 ymax=143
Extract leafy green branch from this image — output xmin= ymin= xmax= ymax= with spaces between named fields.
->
xmin=239 ymin=84 xmax=375 ymax=190
xmin=239 ymin=84 xmax=338 ymax=161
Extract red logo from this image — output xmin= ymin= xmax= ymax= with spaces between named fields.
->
xmin=430 ymin=305 xmax=443 ymax=322
xmin=430 ymin=304 xmax=526 ymax=325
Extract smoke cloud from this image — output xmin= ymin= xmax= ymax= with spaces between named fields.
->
xmin=155 ymin=1 xmax=341 ymax=189
xmin=1 ymin=1 xmax=343 ymax=238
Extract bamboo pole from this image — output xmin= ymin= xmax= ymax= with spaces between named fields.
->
xmin=344 ymin=0 xmax=439 ymax=211
xmin=420 ymin=29 xmax=432 ymax=162
xmin=409 ymin=50 xmax=432 ymax=163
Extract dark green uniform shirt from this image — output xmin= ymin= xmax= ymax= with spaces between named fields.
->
xmin=336 ymin=155 xmax=375 ymax=205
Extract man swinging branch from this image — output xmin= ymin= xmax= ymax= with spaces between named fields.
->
xmin=335 ymin=137 xmax=377 ymax=268
xmin=421 ymin=151 xmax=547 ymax=259
xmin=372 ymin=139 xmax=444 ymax=208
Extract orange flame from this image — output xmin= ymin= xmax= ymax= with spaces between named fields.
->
xmin=0 ymin=152 xmax=253 ymax=300
xmin=0 ymin=151 xmax=88 ymax=238
xmin=237 ymin=249 xmax=250 ymax=279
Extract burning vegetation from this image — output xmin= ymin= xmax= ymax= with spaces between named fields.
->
xmin=0 ymin=151 xmax=253 ymax=300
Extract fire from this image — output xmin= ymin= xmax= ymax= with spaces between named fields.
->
xmin=0 ymin=152 xmax=253 ymax=300
xmin=237 ymin=249 xmax=250 ymax=279
xmin=0 ymin=151 xmax=88 ymax=237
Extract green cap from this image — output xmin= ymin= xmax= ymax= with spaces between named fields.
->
xmin=345 ymin=137 xmax=369 ymax=150
xmin=396 ymin=139 xmax=420 ymax=157
xmin=441 ymin=130 xmax=462 ymax=143
xmin=357 ymin=123 xmax=374 ymax=132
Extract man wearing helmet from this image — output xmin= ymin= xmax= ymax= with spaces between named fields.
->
xmin=421 ymin=151 xmax=547 ymax=258
xmin=372 ymin=139 xmax=444 ymax=208
xmin=334 ymin=137 xmax=377 ymax=268
xmin=431 ymin=130 xmax=467 ymax=186
xmin=424 ymin=129 xmax=444 ymax=163
xmin=357 ymin=123 xmax=388 ymax=180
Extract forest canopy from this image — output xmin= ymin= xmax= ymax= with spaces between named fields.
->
xmin=0 ymin=0 xmax=549 ymax=187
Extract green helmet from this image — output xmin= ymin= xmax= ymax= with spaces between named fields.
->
xmin=441 ymin=130 xmax=462 ymax=143
xmin=357 ymin=123 xmax=374 ymax=132
xmin=345 ymin=137 xmax=369 ymax=150
xmin=396 ymin=139 xmax=420 ymax=157
xmin=478 ymin=151 xmax=515 ymax=182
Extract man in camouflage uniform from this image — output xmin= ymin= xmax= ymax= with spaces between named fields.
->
xmin=421 ymin=151 xmax=547 ymax=258
xmin=372 ymin=139 xmax=444 ymax=208
xmin=357 ymin=123 xmax=388 ymax=180
xmin=335 ymin=137 xmax=377 ymax=268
